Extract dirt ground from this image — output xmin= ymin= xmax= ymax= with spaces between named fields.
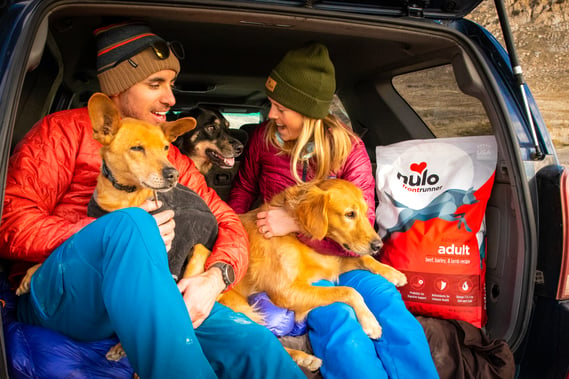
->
xmin=469 ymin=0 xmax=569 ymax=164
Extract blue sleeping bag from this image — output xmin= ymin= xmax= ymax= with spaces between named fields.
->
xmin=0 ymin=272 xmax=134 ymax=378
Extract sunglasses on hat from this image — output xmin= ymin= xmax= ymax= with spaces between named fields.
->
xmin=113 ymin=40 xmax=185 ymax=69
xmin=150 ymin=40 xmax=185 ymax=60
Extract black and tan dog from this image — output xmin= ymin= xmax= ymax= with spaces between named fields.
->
xmin=172 ymin=107 xmax=246 ymax=175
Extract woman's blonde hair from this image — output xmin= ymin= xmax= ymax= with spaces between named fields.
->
xmin=265 ymin=114 xmax=357 ymax=183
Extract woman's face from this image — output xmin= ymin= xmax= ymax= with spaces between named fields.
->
xmin=267 ymin=98 xmax=304 ymax=142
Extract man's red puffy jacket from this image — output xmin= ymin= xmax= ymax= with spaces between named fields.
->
xmin=0 ymin=107 xmax=248 ymax=288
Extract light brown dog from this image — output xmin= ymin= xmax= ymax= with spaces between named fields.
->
xmin=89 ymin=93 xmax=233 ymax=364
xmin=87 ymin=92 xmax=197 ymax=211
xmin=187 ymin=178 xmax=408 ymax=371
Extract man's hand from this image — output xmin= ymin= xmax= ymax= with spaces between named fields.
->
xmin=139 ymin=199 xmax=175 ymax=252
xmin=177 ymin=268 xmax=226 ymax=328
xmin=256 ymin=206 xmax=300 ymax=239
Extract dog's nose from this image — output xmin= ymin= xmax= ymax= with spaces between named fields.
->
xmin=232 ymin=140 xmax=244 ymax=157
xmin=163 ymin=167 xmax=179 ymax=183
xmin=371 ymin=238 xmax=383 ymax=253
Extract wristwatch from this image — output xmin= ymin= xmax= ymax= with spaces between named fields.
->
xmin=210 ymin=262 xmax=235 ymax=290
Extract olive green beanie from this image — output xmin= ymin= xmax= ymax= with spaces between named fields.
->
xmin=265 ymin=42 xmax=335 ymax=119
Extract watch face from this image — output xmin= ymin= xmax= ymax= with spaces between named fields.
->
xmin=213 ymin=263 xmax=235 ymax=287
xmin=226 ymin=265 xmax=235 ymax=284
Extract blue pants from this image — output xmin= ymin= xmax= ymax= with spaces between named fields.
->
xmin=18 ymin=208 xmax=305 ymax=379
xmin=308 ymin=270 xmax=439 ymax=379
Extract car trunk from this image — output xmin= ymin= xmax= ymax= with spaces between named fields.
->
xmin=0 ymin=0 xmax=555 ymax=375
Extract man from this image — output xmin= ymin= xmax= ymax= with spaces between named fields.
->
xmin=0 ymin=21 xmax=305 ymax=379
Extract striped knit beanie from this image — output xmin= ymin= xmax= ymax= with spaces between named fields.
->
xmin=265 ymin=42 xmax=335 ymax=119
xmin=95 ymin=22 xmax=180 ymax=96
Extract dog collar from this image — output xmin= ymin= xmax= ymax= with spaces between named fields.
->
xmin=101 ymin=160 xmax=137 ymax=193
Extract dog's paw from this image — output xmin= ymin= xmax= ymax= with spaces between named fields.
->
xmin=297 ymin=354 xmax=323 ymax=372
xmin=15 ymin=263 xmax=42 ymax=296
xmin=15 ymin=282 xmax=29 ymax=296
xmin=288 ymin=350 xmax=323 ymax=371
xmin=106 ymin=342 xmax=126 ymax=361
xmin=384 ymin=268 xmax=408 ymax=287
xmin=359 ymin=313 xmax=382 ymax=340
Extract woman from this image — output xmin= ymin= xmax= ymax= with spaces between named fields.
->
xmin=228 ymin=42 xmax=438 ymax=379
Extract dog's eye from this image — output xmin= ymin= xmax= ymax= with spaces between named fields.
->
xmin=345 ymin=211 xmax=356 ymax=219
xmin=130 ymin=146 xmax=144 ymax=152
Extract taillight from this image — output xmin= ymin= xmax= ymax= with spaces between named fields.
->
xmin=535 ymin=165 xmax=569 ymax=300
xmin=557 ymin=169 xmax=569 ymax=300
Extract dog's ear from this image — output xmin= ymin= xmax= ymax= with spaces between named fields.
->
xmin=294 ymin=186 xmax=329 ymax=240
xmin=161 ymin=117 xmax=197 ymax=142
xmin=88 ymin=92 xmax=121 ymax=145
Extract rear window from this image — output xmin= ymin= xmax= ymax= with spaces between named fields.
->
xmin=392 ymin=64 xmax=492 ymax=138
xmin=222 ymin=94 xmax=353 ymax=129
xmin=221 ymin=111 xmax=263 ymax=129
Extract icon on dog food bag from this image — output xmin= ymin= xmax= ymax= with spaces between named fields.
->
xmin=376 ymin=136 xmax=497 ymax=327
xmin=436 ymin=278 xmax=448 ymax=292
xmin=411 ymin=275 xmax=425 ymax=290
xmin=459 ymin=279 xmax=473 ymax=294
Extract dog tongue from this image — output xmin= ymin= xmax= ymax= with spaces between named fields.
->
xmin=223 ymin=157 xmax=235 ymax=167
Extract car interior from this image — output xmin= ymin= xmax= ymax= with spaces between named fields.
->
xmin=8 ymin=2 xmax=540 ymax=362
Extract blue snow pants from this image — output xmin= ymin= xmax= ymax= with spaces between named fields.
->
xmin=308 ymin=270 xmax=439 ymax=379
xmin=17 ymin=208 xmax=305 ymax=379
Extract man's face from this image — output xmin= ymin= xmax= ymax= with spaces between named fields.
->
xmin=112 ymin=69 xmax=177 ymax=125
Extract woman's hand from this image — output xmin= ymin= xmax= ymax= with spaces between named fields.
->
xmin=256 ymin=206 xmax=300 ymax=238
xmin=139 ymin=199 xmax=175 ymax=252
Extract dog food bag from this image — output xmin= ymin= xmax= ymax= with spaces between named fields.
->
xmin=375 ymin=136 xmax=497 ymax=328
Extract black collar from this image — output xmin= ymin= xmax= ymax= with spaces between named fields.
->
xmin=101 ymin=160 xmax=137 ymax=193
